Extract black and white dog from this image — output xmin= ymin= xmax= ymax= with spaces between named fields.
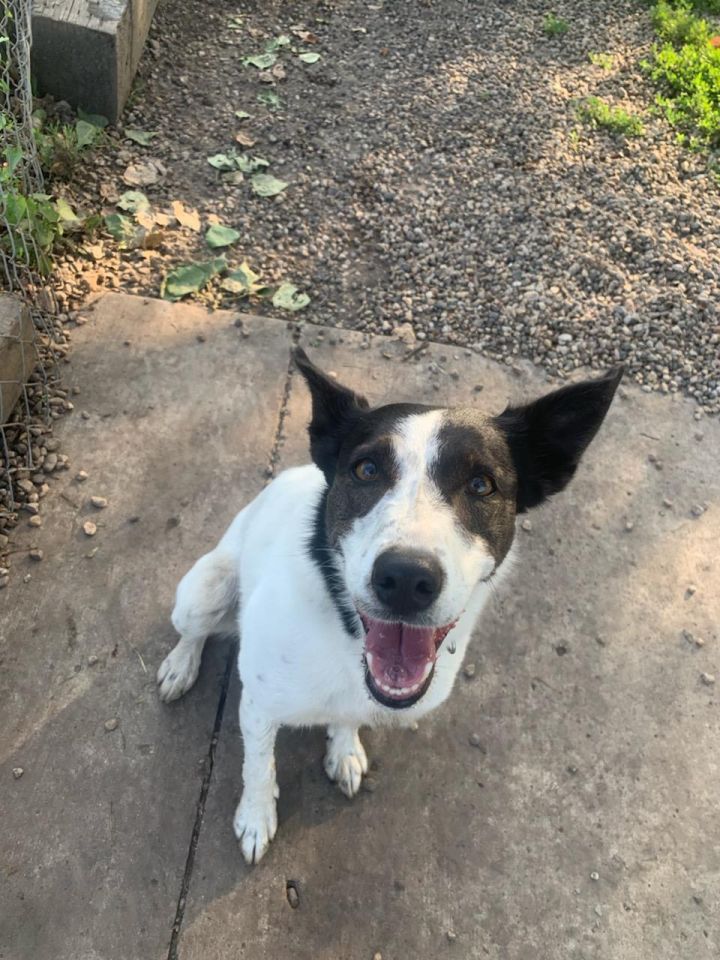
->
xmin=158 ymin=348 xmax=621 ymax=863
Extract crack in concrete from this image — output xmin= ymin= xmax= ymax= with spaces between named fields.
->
xmin=166 ymin=644 xmax=235 ymax=960
xmin=166 ymin=331 xmax=299 ymax=956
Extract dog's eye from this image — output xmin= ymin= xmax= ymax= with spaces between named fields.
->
xmin=353 ymin=458 xmax=378 ymax=482
xmin=467 ymin=474 xmax=495 ymax=497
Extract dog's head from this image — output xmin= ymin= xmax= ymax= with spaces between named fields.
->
xmin=296 ymin=348 xmax=621 ymax=710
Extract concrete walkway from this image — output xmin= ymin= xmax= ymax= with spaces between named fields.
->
xmin=1 ymin=294 xmax=718 ymax=960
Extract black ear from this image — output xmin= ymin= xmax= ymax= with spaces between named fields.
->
xmin=293 ymin=347 xmax=370 ymax=482
xmin=495 ymin=368 xmax=623 ymax=512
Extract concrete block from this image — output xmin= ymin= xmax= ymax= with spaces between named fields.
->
xmin=0 ymin=293 xmax=37 ymax=424
xmin=32 ymin=0 xmax=159 ymax=121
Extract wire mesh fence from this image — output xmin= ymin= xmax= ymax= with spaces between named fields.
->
xmin=1 ymin=0 xmax=70 ymax=570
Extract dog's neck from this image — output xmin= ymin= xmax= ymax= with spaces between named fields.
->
xmin=307 ymin=487 xmax=363 ymax=638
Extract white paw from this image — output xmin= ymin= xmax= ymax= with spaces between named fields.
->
xmin=324 ymin=729 xmax=368 ymax=799
xmin=233 ymin=792 xmax=278 ymax=864
xmin=156 ymin=644 xmax=201 ymax=702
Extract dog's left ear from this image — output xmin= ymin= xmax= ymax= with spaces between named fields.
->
xmin=495 ymin=367 xmax=623 ymax=512
xmin=294 ymin=347 xmax=370 ymax=481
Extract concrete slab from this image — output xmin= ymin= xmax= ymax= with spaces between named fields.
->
xmin=32 ymin=0 xmax=159 ymax=121
xmin=180 ymin=329 xmax=719 ymax=959
xmin=0 ymin=295 xmax=291 ymax=959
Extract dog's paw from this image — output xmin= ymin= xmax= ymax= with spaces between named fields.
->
xmin=324 ymin=727 xmax=368 ymax=799
xmin=156 ymin=644 xmax=201 ymax=703
xmin=233 ymin=792 xmax=278 ymax=865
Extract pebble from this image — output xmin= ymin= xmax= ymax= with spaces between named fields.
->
xmin=29 ymin=516 xmax=42 ymax=527
xmin=700 ymin=672 xmax=715 ymax=686
xmin=691 ymin=505 xmax=705 ymax=518
xmin=686 ymin=584 xmax=697 ymax=597
xmin=520 ymin=518 xmax=532 ymax=532
xmin=29 ymin=549 xmax=44 ymax=561
xmin=662 ymin=498 xmax=674 ymax=509
xmin=468 ymin=733 xmax=484 ymax=749
xmin=104 ymin=718 xmax=119 ymax=731
xmin=408 ymin=721 xmax=419 ymax=732
xmin=590 ymin=871 xmax=600 ymax=881
xmin=88 ymin=655 xmax=99 ymax=666
xmin=624 ymin=519 xmax=635 ymax=532
xmin=463 ymin=662 xmax=476 ymax=679
xmin=0 ymin=576 xmax=9 ymax=589
xmin=91 ymin=496 xmax=108 ymax=509
xmin=12 ymin=767 xmax=24 ymax=779
xmin=75 ymin=470 xmax=89 ymax=482
xmin=373 ymin=954 xmax=383 ymax=960
xmin=447 ymin=931 xmax=457 ymax=943
xmin=286 ymin=884 xmax=300 ymax=909
xmin=83 ymin=520 xmax=97 ymax=537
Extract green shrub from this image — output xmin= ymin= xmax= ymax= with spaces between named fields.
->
xmin=646 ymin=2 xmax=720 ymax=147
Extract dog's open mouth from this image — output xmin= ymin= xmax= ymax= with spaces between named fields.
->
xmin=359 ymin=613 xmax=456 ymax=709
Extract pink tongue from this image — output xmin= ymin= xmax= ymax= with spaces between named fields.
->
xmin=364 ymin=618 xmax=437 ymax=692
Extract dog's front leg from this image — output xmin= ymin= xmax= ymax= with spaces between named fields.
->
xmin=233 ymin=694 xmax=279 ymax=864
xmin=324 ymin=725 xmax=368 ymax=798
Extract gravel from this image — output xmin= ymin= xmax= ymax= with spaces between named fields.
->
xmin=54 ymin=0 xmax=719 ymax=414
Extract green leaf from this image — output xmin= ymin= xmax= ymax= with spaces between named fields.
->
xmin=220 ymin=261 xmax=266 ymax=296
xmin=125 ymin=129 xmax=159 ymax=146
xmin=117 ymin=190 xmax=151 ymax=214
xmin=207 ymin=152 xmax=238 ymax=171
xmin=4 ymin=144 xmax=23 ymax=176
xmin=258 ymin=91 xmax=282 ymax=110
xmin=205 ymin=223 xmax=241 ymax=248
xmin=56 ymin=198 xmax=82 ymax=224
xmin=272 ymin=282 xmax=310 ymax=311
xmin=234 ymin=110 xmax=252 ymax=120
xmin=243 ymin=52 xmax=278 ymax=69
xmin=265 ymin=34 xmax=291 ymax=52
xmin=235 ymin=154 xmax=269 ymax=173
xmin=104 ymin=212 xmax=138 ymax=246
xmin=251 ymin=173 xmax=288 ymax=196
xmin=298 ymin=52 xmax=321 ymax=64
xmin=161 ymin=258 xmax=227 ymax=301
xmin=4 ymin=193 xmax=27 ymax=225
xmin=76 ymin=119 xmax=100 ymax=148
xmin=77 ymin=109 xmax=109 ymax=128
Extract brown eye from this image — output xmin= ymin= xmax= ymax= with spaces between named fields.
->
xmin=353 ymin=458 xmax=378 ymax=482
xmin=467 ymin=474 xmax=495 ymax=497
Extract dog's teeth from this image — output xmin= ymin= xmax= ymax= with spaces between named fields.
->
xmin=365 ymin=653 xmax=375 ymax=672
xmin=421 ymin=661 xmax=433 ymax=681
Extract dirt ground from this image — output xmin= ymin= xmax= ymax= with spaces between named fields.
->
xmin=53 ymin=0 xmax=719 ymax=411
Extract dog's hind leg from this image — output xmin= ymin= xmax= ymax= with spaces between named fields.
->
xmin=324 ymin=725 xmax=368 ymax=799
xmin=157 ymin=548 xmax=238 ymax=702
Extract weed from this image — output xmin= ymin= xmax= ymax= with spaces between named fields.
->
xmin=33 ymin=109 xmax=107 ymax=180
xmin=589 ymin=51 xmax=614 ymax=70
xmin=543 ymin=13 xmax=569 ymax=37
xmin=577 ymin=96 xmax=645 ymax=135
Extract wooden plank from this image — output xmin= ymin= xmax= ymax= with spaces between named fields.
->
xmin=31 ymin=0 xmax=159 ymax=121
xmin=0 ymin=294 xmax=37 ymax=424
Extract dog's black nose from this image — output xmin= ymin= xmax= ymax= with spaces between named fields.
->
xmin=371 ymin=549 xmax=445 ymax=616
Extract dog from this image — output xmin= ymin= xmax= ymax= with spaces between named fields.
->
xmin=157 ymin=348 xmax=621 ymax=863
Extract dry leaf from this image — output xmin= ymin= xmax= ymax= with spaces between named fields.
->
xmin=271 ymin=63 xmax=287 ymax=80
xmin=235 ymin=131 xmax=257 ymax=147
xmin=135 ymin=209 xmax=158 ymax=231
xmin=171 ymin=200 xmax=201 ymax=231
xmin=122 ymin=160 xmax=165 ymax=186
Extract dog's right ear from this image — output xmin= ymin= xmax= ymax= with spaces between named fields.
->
xmin=293 ymin=348 xmax=370 ymax=482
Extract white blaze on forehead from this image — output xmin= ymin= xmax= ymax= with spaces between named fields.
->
xmin=339 ymin=409 xmax=496 ymax=624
